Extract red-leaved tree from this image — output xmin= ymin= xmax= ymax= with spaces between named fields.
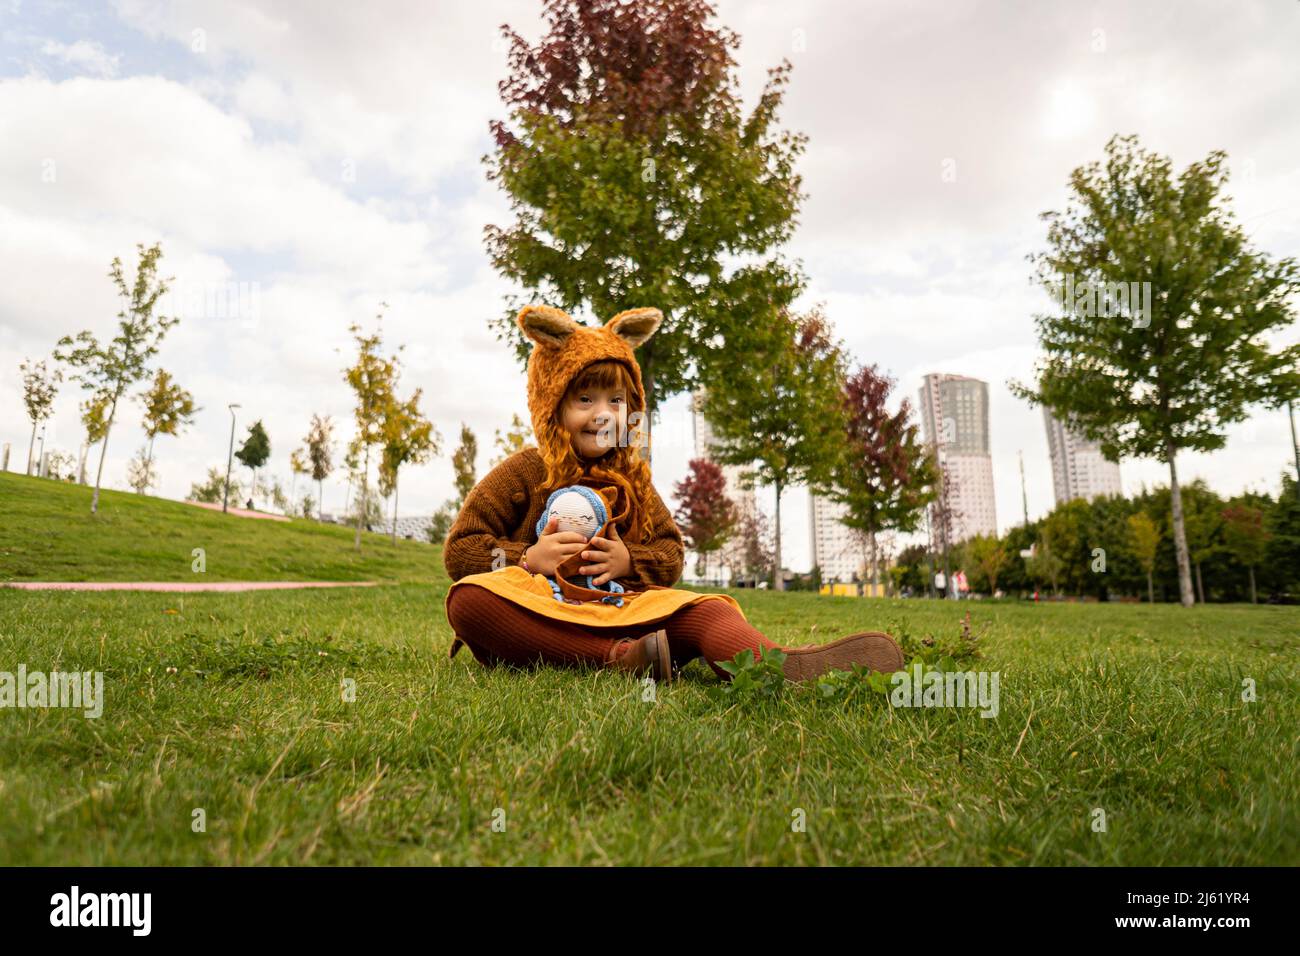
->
xmin=817 ymin=364 xmax=937 ymax=593
xmin=673 ymin=458 xmax=738 ymax=579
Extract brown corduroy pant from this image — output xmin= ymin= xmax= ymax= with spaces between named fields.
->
xmin=445 ymin=584 xmax=781 ymax=680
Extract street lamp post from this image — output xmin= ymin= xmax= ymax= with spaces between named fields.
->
xmin=1290 ymin=402 xmax=1300 ymax=499
xmin=223 ymin=403 xmax=241 ymax=514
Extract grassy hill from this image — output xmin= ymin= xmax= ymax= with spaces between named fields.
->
xmin=0 ymin=471 xmax=443 ymax=583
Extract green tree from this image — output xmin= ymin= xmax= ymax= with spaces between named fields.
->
xmin=1026 ymin=534 xmax=1065 ymax=596
xmin=485 ymin=0 xmax=807 ymax=457
xmin=1266 ymin=475 xmax=1300 ymax=597
xmin=289 ymin=447 xmax=309 ymax=507
xmin=137 ymin=368 xmax=198 ymax=493
xmin=891 ymin=543 xmax=928 ymax=594
xmin=1181 ymin=481 xmax=1225 ymax=603
xmin=379 ymin=388 xmax=441 ymax=545
xmin=1127 ymin=511 xmax=1160 ymax=603
xmin=698 ymin=306 xmax=848 ymax=590
xmin=55 ymin=242 xmax=178 ymax=514
xmin=343 ymin=311 xmax=399 ymax=551
xmin=78 ymin=394 xmax=111 ymax=484
xmin=997 ymin=522 xmax=1039 ymax=596
xmin=189 ymin=466 xmax=236 ymax=505
xmin=451 ymin=423 xmax=478 ymax=506
xmin=1221 ymin=501 xmax=1269 ymax=604
xmin=234 ymin=420 xmax=271 ymax=509
xmin=1013 ymin=135 xmax=1300 ymax=607
xmin=19 ymin=357 xmax=62 ymax=476
xmin=1082 ymin=493 xmax=1140 ymax=600
xmin=966 ymin=534 xmax=1008 ymax=596
xmin=489 ymin=413 xmax=530 ymax=468
xmin=305 ymin=414 xmax=335 ymax=522
xmin=430 ymin=424 xmax=479 ymax=545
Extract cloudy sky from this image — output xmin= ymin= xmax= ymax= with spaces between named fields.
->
xmin=2 ymin=0 xmax=1297 ymax=571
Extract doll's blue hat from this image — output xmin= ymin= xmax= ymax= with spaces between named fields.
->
xmin=536 ymin=485 xmax=609 ymax=538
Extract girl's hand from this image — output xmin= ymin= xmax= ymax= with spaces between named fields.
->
xmin=525 ymin=516 xmax=587 ymax=576
xmin=579 ymin=522 xmax=632 ymax=586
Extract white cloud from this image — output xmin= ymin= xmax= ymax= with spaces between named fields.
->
xmin=38 ymin=38 xmax=120 ymax=77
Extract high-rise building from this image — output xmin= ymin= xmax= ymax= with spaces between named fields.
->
xmin=808 ymin=492 xmax=865 ymax=583
xmin=1043 ymin=409 xmax=1122 ymax=505
xmin=689 ymin=389 xmax=759 ymax=582
xmin=918 ymin=373 xmax=997 ymax=542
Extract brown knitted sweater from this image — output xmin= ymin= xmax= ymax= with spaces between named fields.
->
xmin=443 ymin=446 xmax=685 ymax=589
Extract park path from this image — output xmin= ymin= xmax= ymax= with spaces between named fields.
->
xmin=185 ymin=500 xmax=291 ymax=521
xmin=2 ymin=581 xmax=380 ymax=592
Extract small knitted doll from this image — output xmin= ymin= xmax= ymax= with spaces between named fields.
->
xmin=534 ymin=486 xmax=626 ymax=607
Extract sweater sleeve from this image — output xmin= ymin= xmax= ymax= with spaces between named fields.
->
xmin=442 ymin=456 xmax=533 ymax=582
xmin=621 ymin=482 xmax=685 ymax=588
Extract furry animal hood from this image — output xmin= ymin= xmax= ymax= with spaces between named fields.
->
xmin=516 ymin=304 xmax=662 ymax=468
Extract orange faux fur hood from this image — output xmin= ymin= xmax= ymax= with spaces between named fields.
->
xmin=516 ymin=304 xmax=663 ymax=545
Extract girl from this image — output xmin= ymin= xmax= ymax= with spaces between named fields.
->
xmin=443 ymin=304 xmax=902 ymax=683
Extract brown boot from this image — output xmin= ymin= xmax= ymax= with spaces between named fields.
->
xmin=605 ymin=628 xmax=674 ymax=683
xmin=781 ymin=631 xmax=904 ymax=683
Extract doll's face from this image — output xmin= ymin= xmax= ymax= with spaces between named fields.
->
xmin=548 ymin=490 xmax=601 ymax=538
xmin=560 ymin=383 xmax=627 ymax=460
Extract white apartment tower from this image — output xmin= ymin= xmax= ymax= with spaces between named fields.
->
xmin=1043 ymin=409 xmax=1122 ymax=505
xmin=808 ymin=492 xmax=866 ymax=583
xmin=918 ymin=373 xmax=997 ymax=542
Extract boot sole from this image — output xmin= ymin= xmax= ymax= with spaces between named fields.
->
xmin=781 ymin=631 xmax=903 ymax=683
xmin=649 ymin=629 xmax=673 ymax=683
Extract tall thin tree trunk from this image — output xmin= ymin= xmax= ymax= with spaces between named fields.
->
xmin=868 ymin=527 xmax=878 ymax=598
xmin=140 ymin=433 xmax=156 ymax=494
xmin=354 ymin=446 xmax=369 ymax=550
xmin=91 ymin=401 xmax=117 ymax=515
xmin=1147 ymin=570 xmax=1154 ymax=604
xmin=26 ymin=422 xmax=36 ymax=476
xmin=773 ymin=481 xmax=783 ymax=592
xmin=1166 ymin=441 xmax=1195 ymax=607
xmin=1248 ymin=565 xmax=1257 ymax=604
xmin=391 ymin=470 xmax=400 ymax=545
xmin=1195 ymin=561 xmax=1205 ymax=604
xmin=318 ymin=478 xmax=324 ymax=522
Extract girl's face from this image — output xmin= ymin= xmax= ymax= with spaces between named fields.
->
xmin=561 ymin=383 xmax=628 ymax=461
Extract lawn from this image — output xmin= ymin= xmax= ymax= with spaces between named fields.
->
xmin=0 ymin=472 xmax=441 ymax=583
xmin=1 ymin=473 xmax=1297 ymax=864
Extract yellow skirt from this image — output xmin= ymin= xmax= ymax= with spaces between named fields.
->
xmin=445 ymin=565 xmax=745 ymax=658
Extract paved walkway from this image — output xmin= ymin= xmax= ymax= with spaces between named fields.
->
xmin=2 ymin=581 xmax=380 ymax=592
xmin=185 ymin=500 xmax=291 ymax=521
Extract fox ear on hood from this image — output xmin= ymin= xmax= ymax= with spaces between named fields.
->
xmin=518 ymin=305 xmax=581 ymax=348
xmin=606 ymin=307 xmax=662 ymax=348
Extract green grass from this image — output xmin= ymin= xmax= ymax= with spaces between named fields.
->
xmin=0 ymin=472 xmax=441 ymax=583
xmin=1 ymin=473 xmax=1297 ymax=864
